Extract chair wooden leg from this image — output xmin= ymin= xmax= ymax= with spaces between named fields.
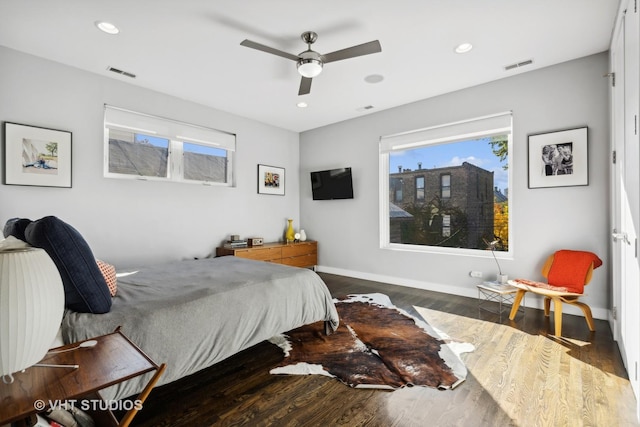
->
xmin=544 ymin=297 xmax=551 ymax=317
xmin=568 ymin=301 xmax=596 ymax=332
xmin=553 ymin=298 xmax=563 ymax=336
xmin=509 ymin=290 xmax=526 ymax=320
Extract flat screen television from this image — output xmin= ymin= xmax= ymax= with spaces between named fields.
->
xmin=310 ymin=167 xmax=354 ymax=200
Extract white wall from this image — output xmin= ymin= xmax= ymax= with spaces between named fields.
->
xmin=300 ymin=53 xmax=611 ymax=319
xmin=0 ymin=47 xmax=612 ymax=318
xmin=0 ymin=47 xmax=300 ymax=267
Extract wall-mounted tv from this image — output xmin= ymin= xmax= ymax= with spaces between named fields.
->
xmin=311 ymin=167 xmax=354 ymax=200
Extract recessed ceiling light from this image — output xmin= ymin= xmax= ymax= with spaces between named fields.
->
xmin=297 ymin=102 xmax=308 ymax=108
xmin=95 ymin=21 xmax=120 ymax=35
xmin=364 ymin=74 xmax=384 ymax=84
xmin=454 ymin=43 xmax=473 ymax=54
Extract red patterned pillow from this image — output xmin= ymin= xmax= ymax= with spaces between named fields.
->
xmin=96 ymin=260 xmax=117 ymax=297
xmin=512 ymin=278 xmax=571 ymax=293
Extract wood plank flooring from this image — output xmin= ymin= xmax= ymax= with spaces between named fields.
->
xmin=126 ymin=273 xmax=638 ymax=427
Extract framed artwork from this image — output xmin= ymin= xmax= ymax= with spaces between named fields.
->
xmin=528 ymin=126 xmax=588 ymax=189
xmin=3 ymin=122 xmax=72 ymax=188
xmin=257 ymin=164 xmax=285 ymax=195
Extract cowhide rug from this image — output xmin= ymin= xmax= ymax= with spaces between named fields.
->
xmin=269 ymin=293 xmax=473 ymax=390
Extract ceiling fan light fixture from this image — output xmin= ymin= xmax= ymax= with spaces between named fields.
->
xmin=297 ymin=58 xmax=323 ymax=78
xmin=241 ymin=30 xmax=381 ymax=95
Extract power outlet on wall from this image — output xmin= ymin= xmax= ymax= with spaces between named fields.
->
xmin=469 ymin=271 xmax=483 ymax=278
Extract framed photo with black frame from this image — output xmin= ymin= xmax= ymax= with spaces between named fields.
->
xmin=3 ymin=122 xmax=72 ymax=188
xmin=257 ymin=164 xmax=285 ymax=195
xmin=527 ymin=126 xmax=588 ymax=189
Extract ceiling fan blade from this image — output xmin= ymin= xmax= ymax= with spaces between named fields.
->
xmin=322 ymin=40 xmax=382 ymax=63
xmin=298 ymin=77 xmax=312 ymax=96
xmin=240 ymin=39 xmax=299 ymax=61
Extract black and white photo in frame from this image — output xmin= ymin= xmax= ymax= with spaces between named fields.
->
xmin=528 ymin=127 xmax=588 ymax=189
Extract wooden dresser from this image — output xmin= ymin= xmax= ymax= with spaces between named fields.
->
xmin=216 ymin=241 xmax=317 ymax=269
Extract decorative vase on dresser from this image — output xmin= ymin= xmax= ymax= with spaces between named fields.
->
xmin=285 ymin=219 xmax=295 ymax=242
xmin=299 ymin=229 xmax=307 ymax=241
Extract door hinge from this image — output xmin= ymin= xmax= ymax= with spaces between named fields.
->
xmin=635 ymin=115 xmax=638 ymax=135
xmin=604 ymin=72 xmax=615 ymax=87
xmin=613 ymin=306 xmax=618 ymax=320
xmin=613 ymin=150 xmax=617 ymax=164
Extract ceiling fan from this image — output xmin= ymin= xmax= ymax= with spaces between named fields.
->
xmin=240 ymin=31 xmax=382 ymax=96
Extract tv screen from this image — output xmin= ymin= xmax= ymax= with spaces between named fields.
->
xmin=311 ymin=167 xmax=354 ymax=200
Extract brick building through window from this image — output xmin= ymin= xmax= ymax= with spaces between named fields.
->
xmin=389 ymin=161 xmax=495 ymax=249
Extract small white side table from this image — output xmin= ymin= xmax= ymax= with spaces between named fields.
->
xmin=477 ymin=281 xmax=523 ymax=317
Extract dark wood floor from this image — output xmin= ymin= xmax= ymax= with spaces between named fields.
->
xmin=125 ymin=273 xmax=638 ymax=426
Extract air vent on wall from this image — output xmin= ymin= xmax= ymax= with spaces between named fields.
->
xmin=504 ymin=59 xmax=533 ymax=71
xmin=357 ymin=105 xmax=375 ymax=112
xmin=107 ymin=66 xmax=136 ymax=78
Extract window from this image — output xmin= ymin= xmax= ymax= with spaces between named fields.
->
xmin=104 ymin=106 xmax=235 ymax=185
xmin=415 ymin=176 xmax=425 ymax=201
xmin=391 ymin=177 xmax=403 ymax=203
xmin=183 ymin=143 xmax=228 ymax=183
xmin=442 ymin=214 xmax=451 ymax=237
xmin=108 ymin=132 xmax=169 ymax=178
xmin=380 ymin=112 xmax=511 ymax=253
xmin=440 ymin=174 xmax=451 ymax=199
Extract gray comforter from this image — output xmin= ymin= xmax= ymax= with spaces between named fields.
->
xmin=61 ymin=256 xmax=339 ymax=401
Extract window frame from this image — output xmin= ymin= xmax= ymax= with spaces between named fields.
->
xmin=103 ymin=105 xmax=235 ymax=186
xmin=379 ymin=112 xmax=513 ymax=258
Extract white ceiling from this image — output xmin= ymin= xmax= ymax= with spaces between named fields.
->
xmin=0 ymin=1 xmax=619 ymax=133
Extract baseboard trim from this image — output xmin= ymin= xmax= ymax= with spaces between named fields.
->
xmin=317 ymin=265 xmax=610 ymax=321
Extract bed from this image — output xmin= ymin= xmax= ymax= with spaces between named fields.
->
xmin=61 ymin=255 xmax=339 ymax=401
xmin=3 ymin=216 xmax=338 ymax=401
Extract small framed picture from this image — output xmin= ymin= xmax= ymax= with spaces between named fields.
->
xmin=257 ymin=164 xmax=285 ymax=195
xmin=3 ymin=122 xmax=72 ymax=188
xmin=528 ymin=126 xmax=588 ymax=189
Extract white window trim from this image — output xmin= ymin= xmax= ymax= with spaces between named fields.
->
xmin=379 ymin=112 xmax=513 ymax=259
xmin=103 ymin=105 xmax=235 ymax=186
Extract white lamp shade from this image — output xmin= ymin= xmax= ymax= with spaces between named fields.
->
xmin=0 ymin=247 xmax=64 ymax=379
xmin=297 ymin=59 xmax=323 ymax=78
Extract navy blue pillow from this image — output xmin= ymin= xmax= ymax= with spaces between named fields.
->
xmin=3 ymin=218 xmax=32 ymax=241
xmin=25 ymin=216 xmax=112 ymax=314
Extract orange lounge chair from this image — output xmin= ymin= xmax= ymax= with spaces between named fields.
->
xmin=508 ymin=250 xmax=602 ymax=336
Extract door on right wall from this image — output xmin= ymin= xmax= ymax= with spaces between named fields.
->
xmin=611 ymin=0 xmax=640 ymax=413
